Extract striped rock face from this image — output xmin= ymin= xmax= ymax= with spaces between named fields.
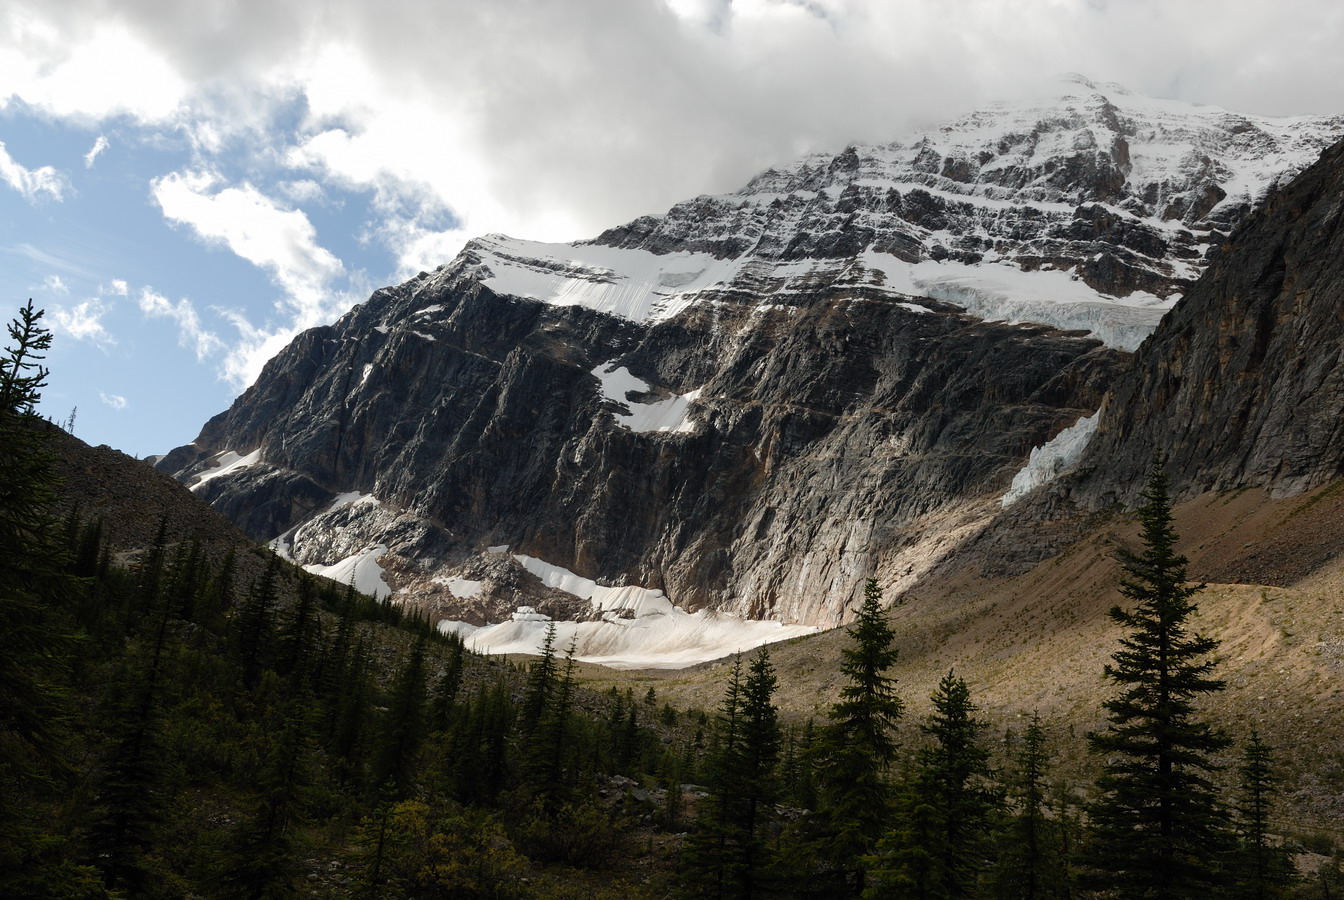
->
xmin=159 ymin=77 xmax=1343 ymax=665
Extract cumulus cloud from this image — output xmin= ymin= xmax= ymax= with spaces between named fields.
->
xmin=137 ymin=287 xmax=226 ymax=361
xmin=9 ymin=0 xmax=1344 ymax=253
xmin=0 ymin=141 xmax=68 ymax=202
xmin=152 ymin=170 xmax=344 ymax=306
xmin=43 ymin=274 xmax=69 ymax=295
xmin=99 ymin=391 xmax=127 ymax=410
xmin=107 ymin=279 xmax=129 ymax=296
xmin=50 ymin=297 xmax=115 ymax=347
xmin=150 ymin=170 xmax=355 ymax=386
xmin=84 ymin=135 xmax=109 ymax=167
xmin=7 ymin=0 xmax=1344 ymax=387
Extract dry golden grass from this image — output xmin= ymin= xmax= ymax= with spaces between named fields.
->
xmin=574 ymin=478 xmax=1344 ymax=837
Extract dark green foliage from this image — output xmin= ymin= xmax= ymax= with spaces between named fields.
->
xmin=1228 ymin=730 xmax=1295 ymax=899
xmin=523 ymin=639 xmax=579 ymax=804
xmin=219 ymin=696 xmax=313 ymax=899
xmin=0 ymin=302 xmax=95 ymax=896
xmin=428 ymin=633 xmax=466 ymax=732
xmin=0 ymin=301 xmax=72 ymax=767
xmin=521 ymin=622 xmax=560 ymax=735
xmin=780 ymin=718 xmax=818 ymax=809
xmin=682 ymin=649 xmax=782 ymax=899
xmin=871 ymin=670 xmax=997 ymax=899
xmin=275 ymin=574 xmax=319 ymax=684
xmin=356 ymin=800 xmax=527 ymax=899
xmin=372 ymin=635 xmax=429 ymax=798
xmin=1087 ymin=458 xmax=1232 ymax=899
xmin=811 ymin=577 xmax=904 ymax=896
xmin=235 ymin=557 xmax=280 ymax=691
xmin=986 ymin=714 xmax=1072 ymax=899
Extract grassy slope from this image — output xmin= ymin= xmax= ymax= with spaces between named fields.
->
xmin=585 ymin=478 xmax=1344 ymax=839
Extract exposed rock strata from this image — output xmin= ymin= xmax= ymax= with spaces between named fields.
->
xmin=163 ymin=270 xmax=1122 ymax=626
xmin=160 ymin=77 xmax=1344 ymax=630
xmin=1067 ymin=137 xmax=1344 ymax=506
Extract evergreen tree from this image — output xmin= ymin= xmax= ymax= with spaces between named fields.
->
xmin=780 ymin=718 xmax=818 ymax=810
xmin=235 ymin=557 xmax=280 ymax=691
xmin=1228 ymin=730 xmax=1294 ymax=899
xmin=520 ymin=622 xmax=558 ymax=735
xmin=871 ymin=670 xmax=997 ymax=899
xmin=683 ymin=649 xmax=782 ymax=899
xmin=372 ymin=636 xmax=429 ymax=798
xmin=0 ymin=301 xmax=73 ymax=767
xmin=811 ymin=577 xmax=904 ymax=897
xmin=525 ymin=638 xmax=578 ymax=802
xmin=987 ymin=713 xmax=1072 ymax=900
xmin=0 ymin=302 xmax=88 ymax=895
xmin=275 ymin=575 xmax=318 ymax=684
xmin=428 ymin=634 xmax=466 ymax=732
xmin=220 ymin=698 xmax=312 ymax=899
xmin=1087 ymin=458 xmax=1231 ymax=899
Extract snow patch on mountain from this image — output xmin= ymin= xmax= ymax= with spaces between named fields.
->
xmin=592 ymin=363 xmax=702 ymax=434
xmin=864 ymin=253 xmax=1174 ymax=350
xmin=438 ymin=554 xmax=818 ymax=669
xmin=191 ymin=448 xmax=261 ymax=490
xmin=1001 ymin=412 xmax=1100 ymax=506
xmin=303 ymin=544 xmax=393 ymax=599
xmin=474 ymin=235 xmax=744 ymax=323
xmin=434 ymin=575 xmax=484 ymax=600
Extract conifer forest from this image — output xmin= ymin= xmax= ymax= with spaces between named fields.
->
xmin=2 ymin=303 xmax=1336 ymax=898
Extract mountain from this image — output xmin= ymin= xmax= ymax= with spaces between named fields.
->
xmin=159 ymin=75 xmax=1344 ymax=664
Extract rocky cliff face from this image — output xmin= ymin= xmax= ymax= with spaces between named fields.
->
xmin=1063 ymin=136 xmax=1344 ymax=506
xmin=160 ymin=76 xmax=1343 ymax=648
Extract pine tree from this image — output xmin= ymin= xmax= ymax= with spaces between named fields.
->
xmin=811 ymin=577 xmax=904 ymax=897
xmin=220 ymin=698 xmax=312 ymax=899
xmin=525 ymin=638 xmax=578 ymax=803
xmin=0 ymin=302 xmax=88 ymax=895
xmin=371 ymin=636 xmax=428 ymax=798
xmin=987 ymin=714 xmax=1072 ymax=899
xmin=276 ymin=575 xmax=319 ymax=685
xmin=235 ymin=557 xmax=280 ymax=691
xmin=1228 ymin=730 xmax=1294 ymax=899
xmin=428 ymin=634 xmax=466 ymax=732
xmin=520 ymin=622 xmax=558 ymax=735
xmin=1087 ymin=458 xmax=1231 ymax=899
xmin=872 ymin=670 xmax=997 ymax=899
xmin=683 ymin=649 xmax=782 ymax=899
xmin=0 ymin=301 xmax=73 ymax=765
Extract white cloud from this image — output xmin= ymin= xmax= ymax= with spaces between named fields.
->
xmin=84 ymin=134 xmax=109 ymax=168
xmin=7 ymin=0 xmax=1344 ymax=389
xmin=277 ymin=178 xmax=326 ymax=204
xmin=50 ymin=297 xmax=115 ymax=347
xmin=150 ymin=170 xmax=353 ymax=387
xmin=107 ymin=279 xmax=128 ymax=296
xmin=99 ymin=391 xmax=127 ymax=410
xmin=0 ymin=141 xmax=67 ymax=202
xmin=0 ymin=13 xmax=188 ymax=122
xmin=43 ymin=274 xmax=69 ymax=295
xmin=152 ymin=170 xmax=344 ymax=310
xmin=137 ymin=287 xmax=225 ymax=361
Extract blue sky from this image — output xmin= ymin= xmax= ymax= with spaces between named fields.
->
xmin=2 ymin=0 xmax=1342 ymax=458
xmin=2 ymin=101 xmax=403 ymax=455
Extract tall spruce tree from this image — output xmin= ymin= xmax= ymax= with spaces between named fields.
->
xmin=1228 ymin=730 xmax=1294 ymax=899
xmin=811 ymin=577 xmax=904 ymax=897
xmin=0 ymin=301 xmax=72 ymax=768
xmin=987 ymin=713 xmax=1072 ymax=900
xmin=871 ymin=670 xmax=997 ymax=899
xmin=683 ymin=649 xmax=782 ymax=899
xmin=0 ymin=302 xmax=93 ymax=895
xmin=372 ymin=636 xmax=429 ymax=797
xmin=1087 ymin=458 xmax=1231 ymax=899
